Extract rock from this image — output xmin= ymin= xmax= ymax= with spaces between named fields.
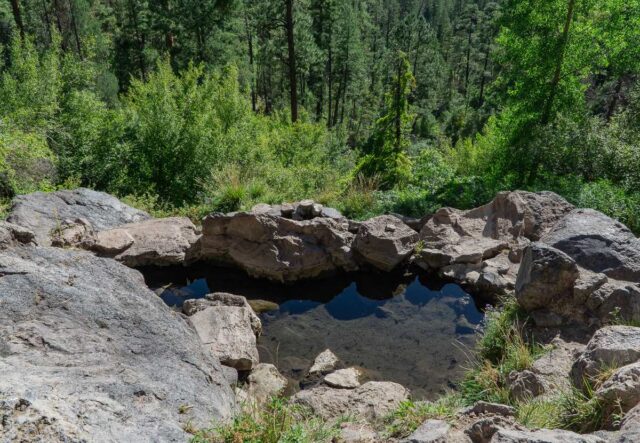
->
xmin=465 ymin=415 xmax=519 ymax=443
xmin=90 ymin=217 xmax=200 ymax=267
xmin=188 ymin=295 xmax=261 ymax=371
xmin=200 ymin=212 xmax=357 ymax=282
xmin=7 ymin=188 xmax=150 ymax=246
xmin=571 ymin=326 xmax=640 ymax=389
xmin=353 ymin=215 xmax=419 ymax=271
xmin=0 ymin=221 xmax=35 ymax=249
xmin=325 ymin=368 xmax=361 ymax=389
xmin=616 ymin=403 xmax=640 ymax=443
xmin=595 ymin=361 xmax=640 ymax=413
xmin=247 ymin=299 xmax=280 ymax=313
xmin=309 ymin=349 xmax=340 ymax=375
xmin=508 ymin=339 xmax=583 ymax=400
xmin=515 ymin=242 xmax=580 ymax=319
xmin=0 ymin=246 xmax=234 ymax=441
xmin=416 ymin=191 xmax=573 ymax=292
xmin=50 ymin=217 xmax=95 ymax=248
xmin=241 ymin=363 xmax=287 ymax=407
xmin=321 ymin=206 xmax=344 ymax=219
xmin=338 ymin=422 xmax=379 ymax=443
xmin=291 ymin=381 xmax=409 ymax=422
xmin=461 ymin=401 xmax=516 ymax=417
xmin=542 ymin=209 xmax=640 ymax=282
xmin=490 ymin=428 xmax=605 ymax=443
xmin=402 ymin=419 xmax=450 ymax=443
xmin=506 ymin=370 xmax=545 ymax=400
xmin=221 ymin=365 xmax=239 ymax=386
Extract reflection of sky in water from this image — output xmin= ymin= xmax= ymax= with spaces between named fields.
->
xmin=263 ymin=278 xmax=483 ymax=328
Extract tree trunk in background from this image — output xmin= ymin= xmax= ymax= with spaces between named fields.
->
xmin=285 ymin=0 xmax=298 ymax=122
xmin=541 ymin=0 xmax=576 ymax=125
xmin=10 ymin=0 xmax=25 ymax=39
xmin=69 ymin=0 xmax=82 ymax=57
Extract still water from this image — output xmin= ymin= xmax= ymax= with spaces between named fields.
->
xmin=143 ymin=265 xmax=483 ymax=399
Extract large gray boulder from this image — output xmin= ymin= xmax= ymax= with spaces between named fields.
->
xmin=7 ymin=188 xmax=151 ymax=246
xmin=290 ymin=381 xmax=409 ymax=422
xmin=200 ymin=211 xmax=357 ymax=282
xmin=89 ymin=217 xmax=201 ymax=267
xmin=571 ymin=326 xmax=640 ymax=389
xmin=187 ymin=293 xmax=262 ymax=371
xmin=515 ymin=242 xmax=580 ymax=320
xmin=0 ymin=246 xmax=234 ymax=442
xmin=542 ymin=209 xmax=640 ymax=282
xmin=352 ymin=214 xmax=419 ymax=271
xmin=416 ymin=191 xmax=573 ymax=296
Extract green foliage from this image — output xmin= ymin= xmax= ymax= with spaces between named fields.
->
xmin=190 ymin=397 xmax=340 ymax=443
xmin=384 ymin=395 xmax=464 ymax=439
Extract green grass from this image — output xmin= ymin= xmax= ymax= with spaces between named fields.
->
xmin=189 ymin=397 xmax=341 ymax=443
xmin=384 ymin=395 xmax=465 ymax=439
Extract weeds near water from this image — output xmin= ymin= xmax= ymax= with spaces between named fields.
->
xmin=384 ymin=394 xmax=464 ymax=439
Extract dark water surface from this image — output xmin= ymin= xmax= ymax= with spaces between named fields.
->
xmin=143 ymin=264 xmax=483 ymax=399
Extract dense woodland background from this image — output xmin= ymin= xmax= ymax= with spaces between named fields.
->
xmin=1 ymin=0 xmax=639 ymax=231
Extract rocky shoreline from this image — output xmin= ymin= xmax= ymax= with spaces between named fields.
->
xmin=2 ymin=188 xmax=640 ymax=442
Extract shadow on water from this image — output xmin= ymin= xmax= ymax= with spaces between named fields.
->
xmin=141 ymin=263 xmax=485 ymax=399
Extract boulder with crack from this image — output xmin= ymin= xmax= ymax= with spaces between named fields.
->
xmin=7 ymin=188 xmax=151 ymax=246
xmin=352 ymin=214 xmax=419 ymax=271
xmin=0 ymin=221 xmax=35 ymax=249
xmin=200 ymin=210 xmax=357 ymax=282
xmin=415 ymin=191 xmax=574 ymax=297
xmin=185 ymin=292 xmax=262 ymax=371
xmin=0 ymin=246 xmax=234 ymax=442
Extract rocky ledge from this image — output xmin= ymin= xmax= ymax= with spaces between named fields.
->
xmin=4 ymin=188 xmax=640 ymax=442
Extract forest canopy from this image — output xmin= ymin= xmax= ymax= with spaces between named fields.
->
xmin=1 ymin=0 xmax=639 ymax=231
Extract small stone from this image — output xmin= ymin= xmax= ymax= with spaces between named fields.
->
xmin=325 ymin=368 xmax=361 ymax=389
xmin=461 ymin=401 xmax=516 ymax=417
xmin=309 ymin=349 xmax=340 ymax=375
xmin=251 ymin=203 xmax=273 ymax=214
xmin=491 ymin=428 xmax=605 ymax=443
xmin=247 ymin=299 xmax=279 ymax=313
xmin=402 ymin=419 xmax=449 ymax=443
xmin=339 ymin=422 xmax=378 ymax=443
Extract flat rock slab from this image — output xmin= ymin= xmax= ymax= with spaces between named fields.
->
xmin=7 ymin=188 xmax=150 ymax=246
xmin=91 ymin=217 xmax=201 ymax=267
xmin=324 ymin=368 xmax=361 ymax=389
xmin=0 ymin=246 xmax=234 ymax=442
xmin=291 ymin=381 xmax=409 ymax=422
xmin=491 ymin=428 xmax=606 ymax=443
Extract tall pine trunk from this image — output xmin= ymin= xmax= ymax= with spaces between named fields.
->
xmin=9 ymin=0 xmax=25 ymax=39
xmin=285 ymin=0 xmax=298 ymax=123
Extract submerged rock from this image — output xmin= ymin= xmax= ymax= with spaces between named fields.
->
xmin=7 ymin=188 xmax=150 ymax=246
xmin=0 ymin=246 xmax=234 ymax=441
xmin=309 ymin=349 xmax=340 ymax=375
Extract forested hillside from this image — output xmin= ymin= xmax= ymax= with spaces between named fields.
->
xmin=1 ymin=0 xmax=639 ymax=231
